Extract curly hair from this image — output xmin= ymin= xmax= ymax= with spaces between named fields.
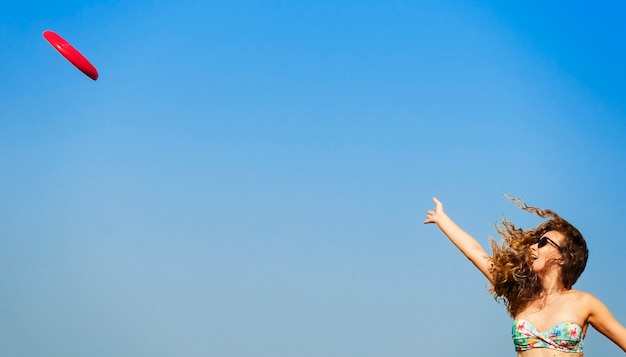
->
xmin=488 ymin=195 xmax=589 ymax=317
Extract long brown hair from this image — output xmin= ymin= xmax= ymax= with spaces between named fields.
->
xmin=488 ymin=195 xmax=589 ymax=317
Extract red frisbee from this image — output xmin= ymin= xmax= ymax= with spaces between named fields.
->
xmin=43 ymin=30 xmax=99 ymax=80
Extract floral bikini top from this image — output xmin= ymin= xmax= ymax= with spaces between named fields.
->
xmin=512 ymin=319 xmax=584 ymax=353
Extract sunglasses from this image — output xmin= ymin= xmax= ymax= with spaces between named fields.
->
xmin=537 ymin=236 xmax=562 ymax=251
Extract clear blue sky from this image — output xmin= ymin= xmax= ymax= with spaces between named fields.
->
xmin=1 ymin=1 xmax=625 ymax=356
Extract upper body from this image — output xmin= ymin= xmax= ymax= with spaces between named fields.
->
xmin=424 ymin=197 xmax=626 ymax=356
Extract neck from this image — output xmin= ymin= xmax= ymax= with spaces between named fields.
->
xmin=542 ymin=288 xmax=564 ymax=296
xmin=538 ymin=268 xmax=565 ymax=295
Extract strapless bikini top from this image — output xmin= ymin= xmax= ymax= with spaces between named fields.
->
xmin=512 ymin=319 xmax=584 ymax=353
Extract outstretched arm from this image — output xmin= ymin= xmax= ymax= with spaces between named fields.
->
xmin=586 ymin=293 xmax=626 ymax=352
xmin=424 ymin=197 xmax=493 ymax=282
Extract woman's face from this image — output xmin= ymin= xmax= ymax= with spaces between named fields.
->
xmin=529 ymin=230 xmax=565 ymax=272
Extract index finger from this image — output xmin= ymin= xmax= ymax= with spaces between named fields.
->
xmin=432 ymin=197 xmax=442 ymax=209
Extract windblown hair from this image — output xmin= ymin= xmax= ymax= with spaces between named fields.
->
xmin=488 ymin=195 xmax=589 ymax=317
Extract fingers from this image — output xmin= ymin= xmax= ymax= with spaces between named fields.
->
xmin=424 ymin=211 xmax=435 ymax=224
xmin=424 ymin=197 xmax=443 ymax=224
xmin=432 ymin=197 xmax=442 ymax=209
xmin=424 ymin=207 xmax=437 ymax=224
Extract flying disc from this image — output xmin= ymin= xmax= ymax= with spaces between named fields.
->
xmin=43 ymin=30 xmax=99 ymax=80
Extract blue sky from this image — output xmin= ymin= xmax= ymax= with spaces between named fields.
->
xmin=1 ymin=1 xmax=626 ymax=356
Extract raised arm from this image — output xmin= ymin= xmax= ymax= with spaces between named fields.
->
xmin=424 ymin=197 xmax=493 ymax=282
xmin=585 ymin=293 xmax=626 ymax=352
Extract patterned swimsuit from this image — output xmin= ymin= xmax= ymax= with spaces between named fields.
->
xmin=512 ymin=319 xmax=584 ymax=353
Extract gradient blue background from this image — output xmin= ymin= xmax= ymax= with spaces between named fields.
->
xmin=2 ymin=1 xmax=625 ymax=356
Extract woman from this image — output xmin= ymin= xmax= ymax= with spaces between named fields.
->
xmin=424 ymin=196 xmax=626 ymax=356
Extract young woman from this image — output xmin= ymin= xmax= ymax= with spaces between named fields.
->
xmin=424 ymin=196 xmax=626 ymax=356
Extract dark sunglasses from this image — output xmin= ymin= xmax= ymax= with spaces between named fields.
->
xmin=537 ymin=236 xmax=562 ymax=251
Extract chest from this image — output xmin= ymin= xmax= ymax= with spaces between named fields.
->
xmin=515 ymin=295 xmax=587 ymax=332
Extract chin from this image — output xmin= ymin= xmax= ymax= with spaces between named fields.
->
xmin=530 ymin=261 xmax=542 ymax=273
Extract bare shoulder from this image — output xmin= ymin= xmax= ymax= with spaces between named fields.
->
xmin=566 ymin=290 xmax=607 ymax=318
xmin=564 ymin=290 xmax=597 ymax=310
xmin=572 ymin=290 xmax=601 ymax=304
xmin=564 ymin=289 xmax=592 ymax=301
